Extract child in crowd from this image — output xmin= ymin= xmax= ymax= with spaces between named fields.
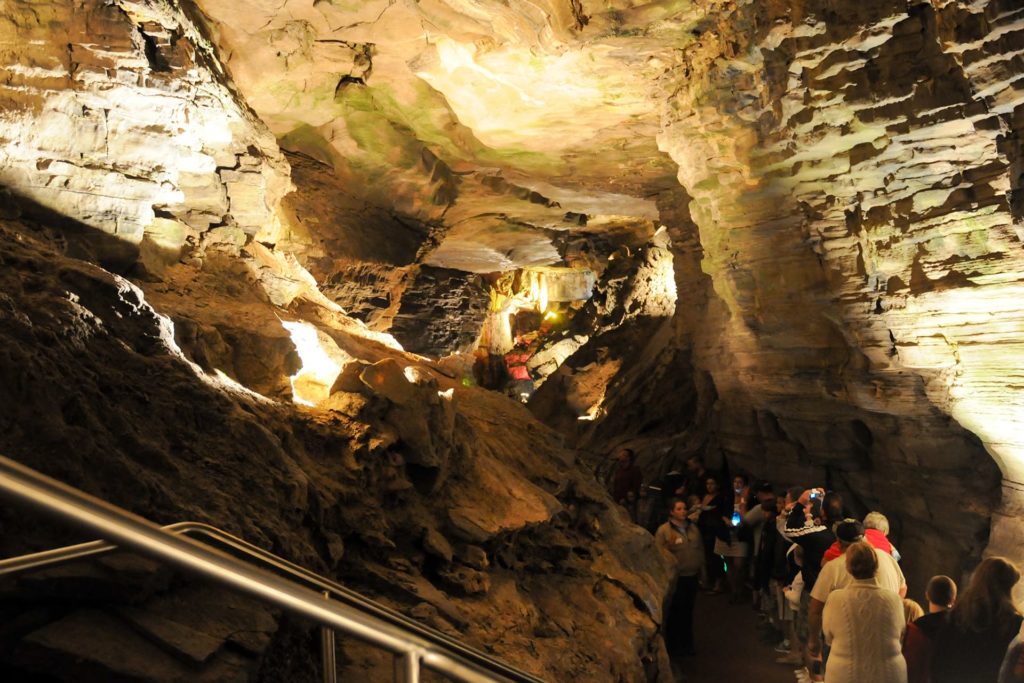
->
xmin=777 ymin=544 xmax=805 ymax=666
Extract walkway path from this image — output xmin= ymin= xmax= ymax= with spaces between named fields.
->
xmin=672 ymin=592 xmax=800 ymax=683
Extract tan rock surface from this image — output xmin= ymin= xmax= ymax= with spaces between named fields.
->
xmin=5 ymin=0 xmax=1024 ymax=671
xmin=0 ymin=0 xmax=291 ymax=259
xmin=0 ymin=215 xmax=673 ymax=680
xmin=650 ymin=0 xmax=1024 ymax=593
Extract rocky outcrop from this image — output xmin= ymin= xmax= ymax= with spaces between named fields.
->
xmin=277 ymin=152 xmax=429 ymax=273
xmin=3 ymin=568 xmax=281 ymax=683
xmin=529 ymin=227 xmax=683 ymax=429
xmin=275 ymin=151 xmax=430 ymax=330
xmin=0 ymin=0 xmax=291 ymax=272
xmin=0 ymin=216 xmax=673 ymax=681
xmin=389 ymin=266 xmax=489 ymax=357
xmin=183 ymin=0 xmax=678 ymax=273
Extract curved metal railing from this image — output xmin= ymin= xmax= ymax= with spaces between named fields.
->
xmin=0 ymin=455 xmax=544 ymax=683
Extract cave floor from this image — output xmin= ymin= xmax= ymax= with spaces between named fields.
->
xmin=673 ymin=593 xmax=797 ymax=683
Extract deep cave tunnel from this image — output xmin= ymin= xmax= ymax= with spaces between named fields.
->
xmin=1 ymin=0 xmax=1024 ymax=681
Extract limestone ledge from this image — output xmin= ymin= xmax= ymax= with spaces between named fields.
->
xmin=0 ymin=0 xmax=291 ymax=268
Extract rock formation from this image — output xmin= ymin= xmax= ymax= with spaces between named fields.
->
xmin=0 ymin=212 xmax=671 ymax=680
xmin=2 ymin=0 xmax=1024 ymax=679
xmin=654 ymin=0 xmax=1024 ymax=596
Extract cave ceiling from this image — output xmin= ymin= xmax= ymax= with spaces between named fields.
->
xmin=2 ymin=0 xmax=1022 ymax=483
xmin=187 ymin=0 xmax=699 ymax=272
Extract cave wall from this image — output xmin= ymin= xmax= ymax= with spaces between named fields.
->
xmin=389 ymin=265 xmax=489 ymax=357
xmin=5 ymin=1 xmax=1024 ymax=672
xmin=647 ymin=0 xmax=1024 ymax=592
xmin=0 ymin=0 xmax=291 ymax=271
xmin=0 ymin=2 xmax=680 ymax=680
xmin=520 ymin=0 xmax=1024 ymax=598
xmin=277 ymin=151 xmax=431 ymax=330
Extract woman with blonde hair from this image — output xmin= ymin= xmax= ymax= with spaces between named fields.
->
xmin=902 ymin=598 xmax=925 ymax=632
xmin=933 ymin=557 xmax=1022 ymax=683
xmin=822 ymin=541 xmax=907 ymax=683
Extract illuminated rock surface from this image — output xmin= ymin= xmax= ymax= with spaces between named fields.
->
xmin=0 ymin=0 xmax=291 ymax=269
xmin=653 ymin=0 xmax=1024 ymax=594
xmin=1 ymin=0 xmax=1024 ymax=679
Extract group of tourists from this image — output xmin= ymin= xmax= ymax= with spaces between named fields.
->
xmin=608 ymin=451 xmax=1024 ymax=682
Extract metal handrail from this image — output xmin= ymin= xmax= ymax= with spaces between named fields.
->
xmin=0 ymin=455 xmax=544 ymax=683
xmin=0 ymin=520 xmax=535 ymax=682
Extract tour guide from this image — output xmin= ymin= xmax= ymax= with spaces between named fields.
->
xmin=655 ymin=498 xmax=707 ymax=657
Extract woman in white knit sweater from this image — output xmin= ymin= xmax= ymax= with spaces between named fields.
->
xmin=822 ymin=541 xmax=907 ymax=683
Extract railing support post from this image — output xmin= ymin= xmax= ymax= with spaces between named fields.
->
xmin=395 ymin=650 xmax=420 ymax=683
xmin=321 ymin=591 xmax=337 ymax=683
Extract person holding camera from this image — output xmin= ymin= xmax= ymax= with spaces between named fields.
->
xmin=780 ymin=489 xmax=836 ymax=583
xmin=778 ymin=487 xmax=835 ymax=680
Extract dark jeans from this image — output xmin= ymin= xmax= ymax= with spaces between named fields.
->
xmin=665 ymin=575 xmax=698 ymax=655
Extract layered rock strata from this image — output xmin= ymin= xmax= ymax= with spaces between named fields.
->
xmin=389 ymin=265 xmax=489 ymax=357
xmin=651 ymin=0 xmax=1024 ymax=592
xmin=0 ymin=0 xmax=291 ymax=272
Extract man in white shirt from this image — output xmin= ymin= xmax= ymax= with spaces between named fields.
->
xmin=807 ymin=520 xmax=907 ymax=662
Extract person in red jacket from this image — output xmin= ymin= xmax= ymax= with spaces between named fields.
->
xmin=608 ymin=448 xmax=642 ymax=521
xmin=822 ymin=511 xmax=896 ymax=564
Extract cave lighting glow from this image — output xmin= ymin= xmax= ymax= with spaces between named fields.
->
xmin=486 ymin=271 xmax=558 ymax=353
xmin=952 ymin=397 xmax=1024 ymax=484
xmin=485 ymin=290 xmax=532 ymax=354
xmin=526 ymin=267 xmax=596 ymax=308
xmin=529 ymin=272 xmax=550 ymax=313
xmin=576 ymin=391 xmax=609 ymax=422
xmin=656 ymin=257 xmax=678 ymax=310
xmin=651 ymin=226 xmax=678 ymax=312
xmin=0 ymin=85 xmax=254 ymax=244
xmin=889 ymin=284 xmax=1024 ymax=484
xmin=281 ymin=320 xmax=345 ymax=406
xmin=403 ymin=366 xmax=421 ymax=384
xmin=415 ymin=36 xmax=653 ymax=151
